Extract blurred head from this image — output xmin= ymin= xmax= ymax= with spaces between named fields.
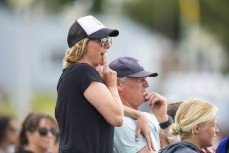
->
xmin=171 ymin=98 xmax=219 ymax=149
xmin=167 ymin=101 xmax=183 ymax=120
xmin=109 ymin=57 xmax=158 ymax=109
xmin=216 ymin=137 xmax=229 ymax=153
xmin=63 ymin=15 xmax=119 ymax=68
xmin=0 ymin=115 xmax=18 ymax=145
xmin=18 ymin=113 xmax=59 ymax=152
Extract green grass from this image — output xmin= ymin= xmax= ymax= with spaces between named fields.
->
xmin=0 ymin=92 xmax=57 ymax=118
xmin=32 ymin=93 xmax=56 ymax=117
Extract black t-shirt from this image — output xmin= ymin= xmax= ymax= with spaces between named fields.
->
xmin=55 ymin=63 xmax=114 ymax=153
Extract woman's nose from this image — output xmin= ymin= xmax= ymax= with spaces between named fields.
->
xmin=215 ymin=126 xmax=220 ymax=133
xmin=104 ymin=43 xmax=111 ymax=49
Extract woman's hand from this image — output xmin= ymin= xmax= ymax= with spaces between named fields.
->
xmin=96 ymin=53 xmax=117 ymax=87
xmin=136 ymin=112 xmax=156 ymax=152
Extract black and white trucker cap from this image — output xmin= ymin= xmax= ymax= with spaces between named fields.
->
xmin=67 ymin=15 xmax=119 ymax=48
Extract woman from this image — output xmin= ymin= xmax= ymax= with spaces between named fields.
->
xmin=16 ymin=113 xmax=59 ymax=153
xmin=159 ymin=98 xmax=219 ymax=153
xmin=55 ymin=15 xmax=124 ymax=153
xmin=0 ymin=115 xmax=18 ymax=153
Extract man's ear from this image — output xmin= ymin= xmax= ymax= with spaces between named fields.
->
xmin=117 ymin=79 xmax=122 ymax=91
xmin=117 ymin=78 xmax=127 ymax=92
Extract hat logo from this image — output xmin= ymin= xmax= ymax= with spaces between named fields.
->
xmin=137 ymin=60 xmax=143 ymax=68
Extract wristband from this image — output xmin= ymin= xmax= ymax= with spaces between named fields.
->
xmin=159 ymin=116 xmax=174 ymax=129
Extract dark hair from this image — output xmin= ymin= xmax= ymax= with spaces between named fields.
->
xmin=17 ymin=113 xmax=57 ymax=150
xmin=167 ymin=101 xmax=183 ymax=120
xmin=0 ymin=115 xmax=13 ymax=144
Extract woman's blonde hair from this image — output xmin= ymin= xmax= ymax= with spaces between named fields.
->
xmin=171 ymin=98 xmax=217 ymax=140
xmin=63 ymin=38 xmax=90 ymax=68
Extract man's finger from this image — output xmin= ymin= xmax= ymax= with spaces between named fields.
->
xmin=145 ymin=92 xmax=156 ymax=100
xmin=147 ymin=94 xmax=155 ymax=102
xmin=149 ymin=102 xmax=154 ymax=107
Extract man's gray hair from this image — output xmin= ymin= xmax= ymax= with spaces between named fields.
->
xmin=118 ymin=77 xmax=128 ymax=84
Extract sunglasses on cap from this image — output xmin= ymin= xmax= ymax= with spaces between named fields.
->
xmin=100 ymin=37 xmax=112 ymax=47
xmin=37 ymin=127 xmax=59 ymax=136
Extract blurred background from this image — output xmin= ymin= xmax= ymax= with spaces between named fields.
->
xmin=0 ymin=0 xmax=228 ymax=145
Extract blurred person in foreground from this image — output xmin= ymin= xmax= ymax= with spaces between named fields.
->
xmin=16 ymin=113 xmax=59 ymax=153
xmin=109 ymin=57 xmax=178 ymax=153
xmin=55 ymin=15 xmax=156 ymax=153
xmin=0 ymin=115 xmax=18 ymax=153
xmin=216 ymin=136 xmax=229 ymax=153
xmin=50 ymin=133 xmax=59 ymax=153
xmin=159 ymin=98 xmax=219 ymax=153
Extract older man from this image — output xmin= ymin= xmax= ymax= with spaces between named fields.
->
xmin=109 ymin=57 xmax=176 ymax=153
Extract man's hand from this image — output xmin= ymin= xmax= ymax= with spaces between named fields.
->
xmin=136 ymin=112 xmax=156 ymax=151
xmin=145 ymin=93 xmax=180 ymax=144
xmin=145 ymin=92 xmax=168 ymax=123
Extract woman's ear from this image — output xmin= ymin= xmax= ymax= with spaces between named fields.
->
xmin=26 ymin=131 xmax=33 ymax=142
xmin=193 ymin=124 xmax=202 ymax=135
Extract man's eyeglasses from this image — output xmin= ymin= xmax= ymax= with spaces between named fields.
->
xmin=100 ymin=37 xmax=112 ymax=47
xmin=38 ymin=127 xmax=59 ymax=136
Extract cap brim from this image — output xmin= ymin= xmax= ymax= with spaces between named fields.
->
xmin=126 ymin=71 xmax=158 ymax=78
xmin=88 ymin=28 xmax=119 ymax=39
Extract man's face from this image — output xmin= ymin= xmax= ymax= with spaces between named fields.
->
xmin=119 ymin=77 xmax=149 ymax=109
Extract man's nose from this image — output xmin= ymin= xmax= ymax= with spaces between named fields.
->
xmin=143 ymin=79 xmax=149 ymax=87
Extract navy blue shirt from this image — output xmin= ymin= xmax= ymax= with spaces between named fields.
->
xmin=55 ymin=63 xmax=114 ymax=153
xmin=159 ymin=141 xmax=202 ymax=153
